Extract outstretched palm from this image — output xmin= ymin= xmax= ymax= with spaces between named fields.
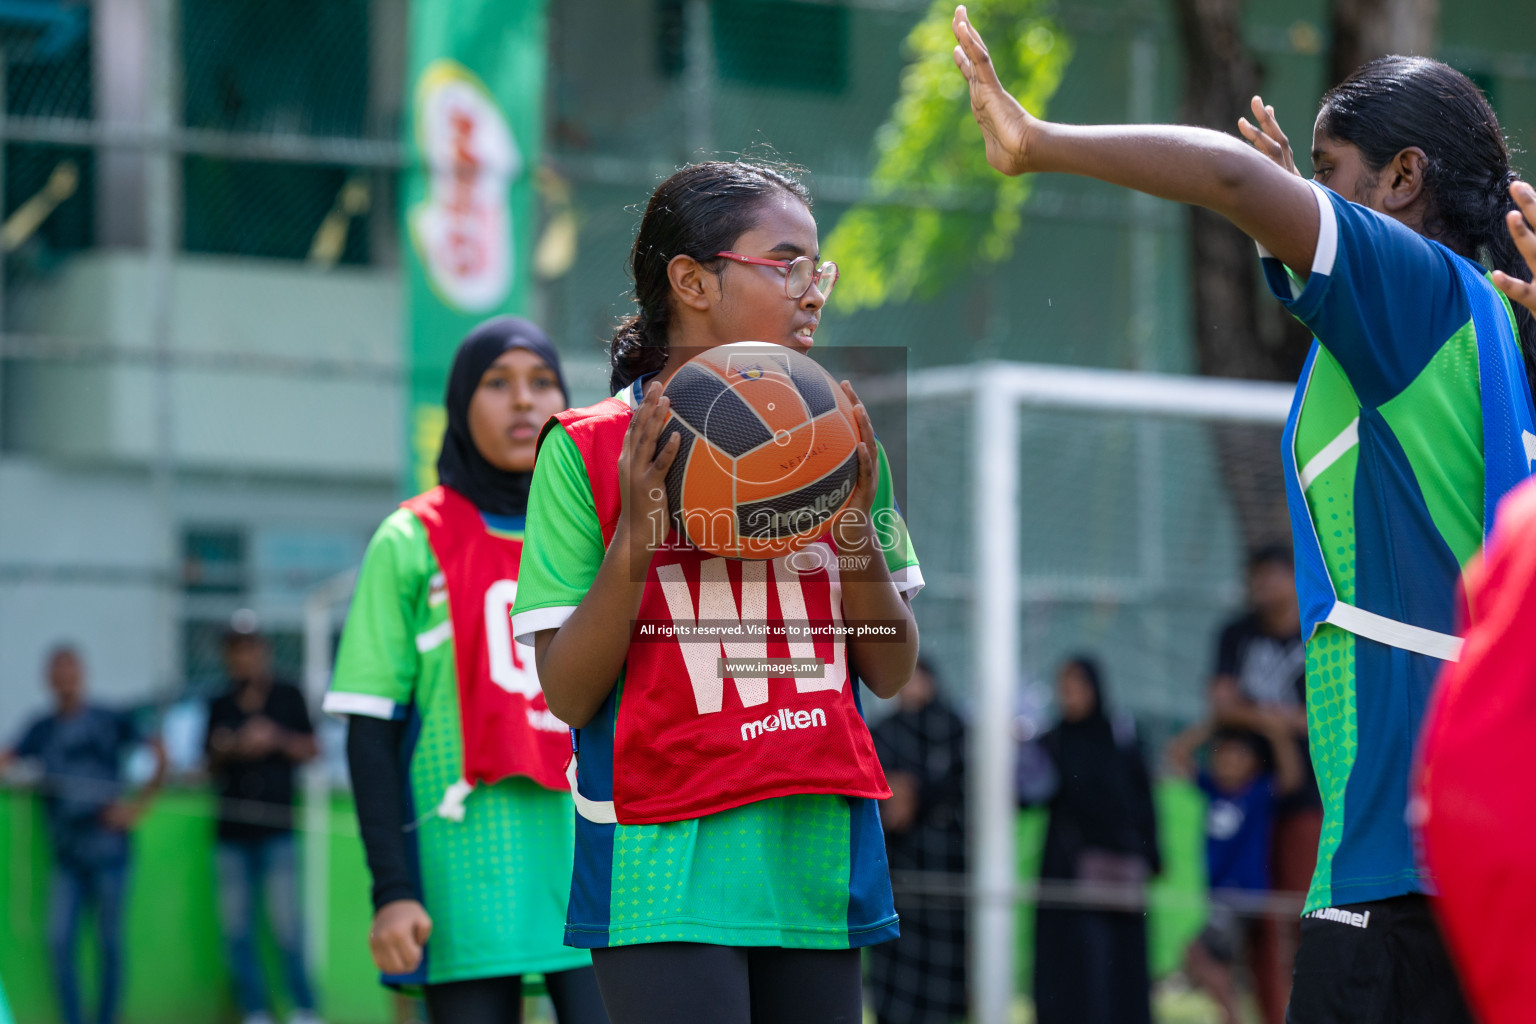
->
xmin=951 ymin=5 xmax=1035 ymax=176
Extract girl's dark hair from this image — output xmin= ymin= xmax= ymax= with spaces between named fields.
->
xmin=609 ymin=160 xmax=811 ymax=393
xmin=1318 ymin=56 xmax=1536 ymax=384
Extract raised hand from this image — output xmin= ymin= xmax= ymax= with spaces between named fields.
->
xmin=951 ymin=5 xmax=1036 ymax=176
xmin=1237 ymin=95 xmax=1301 ymax=177
xmin=1492 ymin=180 xmax=1536 ymax=315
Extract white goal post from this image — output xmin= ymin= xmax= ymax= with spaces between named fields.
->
xmin=897 ymin=361 xmax=1292 ymax=1023
xmin=301 ymin=568 xmax=358 ymax=981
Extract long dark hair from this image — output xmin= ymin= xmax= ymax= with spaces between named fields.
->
xmin=1318 ymin=56 xmax=1536 ymax=384
xmin=609 ymin=160 xmax=811 ymax=393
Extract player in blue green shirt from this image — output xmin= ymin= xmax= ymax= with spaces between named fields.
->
xmin=952 ymin=7 xmax=1534 ymax=1021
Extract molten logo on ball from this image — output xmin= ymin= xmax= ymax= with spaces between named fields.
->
xmin=655 ymin=342 xmax=862 ymax=559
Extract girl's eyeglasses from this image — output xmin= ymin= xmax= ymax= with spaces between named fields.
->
xmin=715 ymin=251 xmax=839 ymax=301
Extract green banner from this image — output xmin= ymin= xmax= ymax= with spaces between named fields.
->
xmin=402 ymin=0 xmax=547 ymax=495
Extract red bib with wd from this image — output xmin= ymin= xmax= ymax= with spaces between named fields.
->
xmin=554 ymin=401 xmax=890 ymax=825
xmin=402 ymin=486 xmax=570 ymax=794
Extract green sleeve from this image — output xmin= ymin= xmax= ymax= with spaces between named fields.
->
xmin=872 ymin=440 xmax=922 ymax=594
xmin=511 ymin=425 xmax=607 ymax=644
xmin=326 ymin=508 xmax=431 ymax=719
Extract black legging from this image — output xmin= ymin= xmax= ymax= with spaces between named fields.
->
xmin=423 ymin=966 xmax=609 ymax=1024
xmin=589 ymin=944 xmax=862 ymax=1024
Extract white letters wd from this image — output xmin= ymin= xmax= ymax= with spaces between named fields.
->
xmin=657 ymin=558 xmax=768 ymax=712
xmin=771 ymin=552 xmax=847 ymax=695
xmin=656 ymin=556 xmax=847 ymax=714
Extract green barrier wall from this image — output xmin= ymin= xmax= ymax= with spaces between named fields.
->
xmin=0 ymin=786 xmax=388 ymax=1024
xmin=0 ymin=782 xmax=1211 ymax=1023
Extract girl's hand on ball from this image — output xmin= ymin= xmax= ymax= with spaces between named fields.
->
xmin=833 ymin=380 xmax=879 ymax=550
xmin=618 ymin=380 xmax=680 ymax=552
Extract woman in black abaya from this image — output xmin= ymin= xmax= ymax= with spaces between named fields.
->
xmin=1027 ymin=656 xmax=1160 ymax=1024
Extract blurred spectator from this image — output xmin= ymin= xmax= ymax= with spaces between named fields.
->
xmin=1210 ymin=545 xmax=1320 ymax=1016
xmin=1166 ymin=718 xmax=1301 ymax=1024
xmin=869 ymin=658 xmax=967 ymax=1024
xmin=0 ymin=645 xmax=166 ymax=1024
xmin=1022 ymin=656 xmax=1160 ymax=1024
xmin=204 ymin=625 xmax=322 ymax=1024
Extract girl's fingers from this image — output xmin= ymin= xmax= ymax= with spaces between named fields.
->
xmin=1493 ymin=271 xmax=1536 ymax=315
xmin=1249 ymin=95 xmax=1267 ymax=125
xmin=853 ymin=441 xmax=875 ymax=509
xmin=623 ymin=388 xmax=654 ymax=447
xmin=1239 ymin=119 xmax=1280 ymax=158
xmin=952 ymin=7 xmax=998 ymax=90
xmin=635 ymin=396 xmax=670 ymax=461
xmin=1511 ymin=180 xmax=1536 ymax=221
xmin=1263 ymin=106 xmax=1287 ymax=145
xmin=1508 ymin=205 xmax=1536 ymax=265
xmin=952 ymin=45 xmax=972 ymax=80
xmin=840 ymin=380 xmax=875 ymax=446
xmin=650 ymin=429 xmax=682 ymax=476
xmin=1247 ymin=96 xmax=1294 ymax=167
xmin=854 ymin=403 xmax=876 ymax=449
xmin=375 ymin=934 xmax=416 ymax=975
xmin=1252 ymin=96 xmax=1283 ymax=137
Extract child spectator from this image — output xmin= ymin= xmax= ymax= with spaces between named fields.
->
xmin=1167 ymin=717 xmax=1301 ymax=1024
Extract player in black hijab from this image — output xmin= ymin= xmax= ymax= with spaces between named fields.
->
xmin=436 ymin=315 xmax=569 ymax=516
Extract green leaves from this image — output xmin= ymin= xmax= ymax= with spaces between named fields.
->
xmin=824 ymin=0 xmax=1071 ymax=311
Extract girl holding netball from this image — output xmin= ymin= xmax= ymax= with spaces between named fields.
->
xmin=951 ymin=7 xmax=1534 ymax=1021
xmin=511 ymin=161 xmax=922 ymax=1024
xmin=327 ymin=318 xmax=607 ymax=1024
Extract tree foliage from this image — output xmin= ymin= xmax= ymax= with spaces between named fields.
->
xmin=824 ymin=0 xmax=1071 ymax=311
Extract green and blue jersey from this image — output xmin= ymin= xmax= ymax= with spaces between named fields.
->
xmin=1264 ymin=180 xmax=1535 ymax=911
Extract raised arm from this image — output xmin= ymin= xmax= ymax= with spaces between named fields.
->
xmin=1258 ymin=712 xmax=1304 ymax=796
xmin=951 ymin=5 xmax=1319 ymax=276
xmin=1164 ymin=719 xmax=1214 ymax=780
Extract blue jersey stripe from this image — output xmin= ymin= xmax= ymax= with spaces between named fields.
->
xmin=845 ymin=796 xmax=899 ymax=946
xmin=566 ymin=689 xmax=620 ymax=946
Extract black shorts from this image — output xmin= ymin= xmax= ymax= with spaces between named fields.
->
xmin=590 ymin=943 xmax=862 ymax=1024
xmin=1287 ymin=894 xmax=1474 ymax=1024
